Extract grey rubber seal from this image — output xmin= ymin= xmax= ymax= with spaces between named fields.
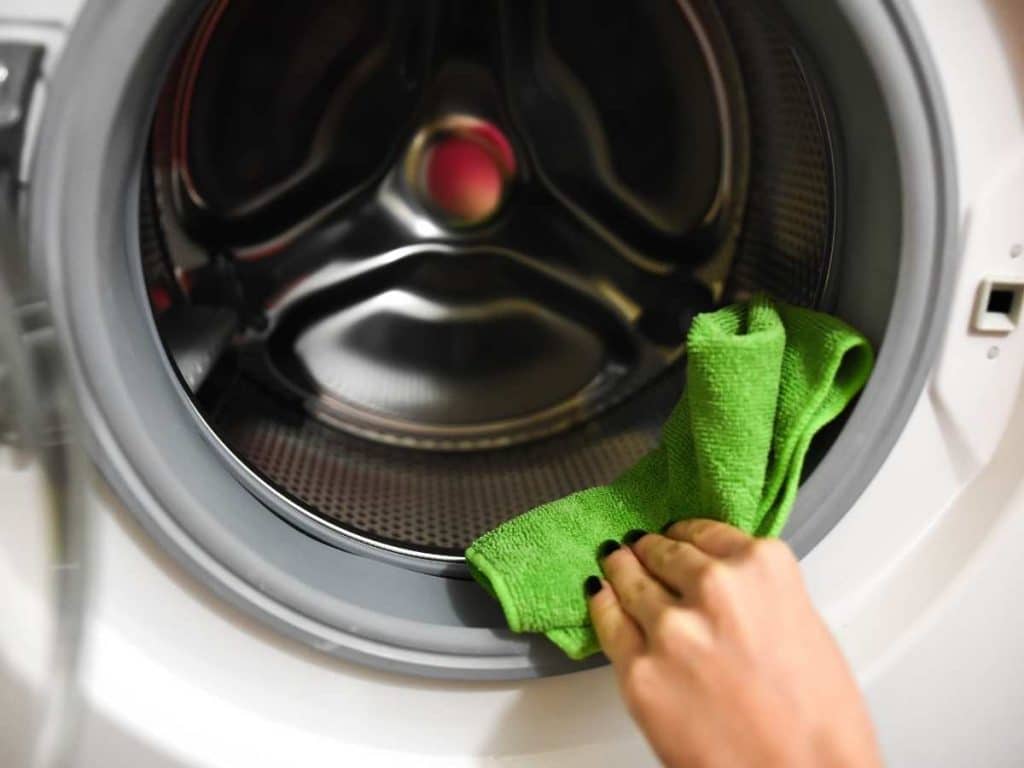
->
xmin=29 ymin=0 xmax=957 ymax=679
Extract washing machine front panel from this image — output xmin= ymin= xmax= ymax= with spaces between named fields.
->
xmin=9 ymin=0 xmax=1024 ymax=766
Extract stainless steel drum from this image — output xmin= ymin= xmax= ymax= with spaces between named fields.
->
xmin=141 ymin=0 xmax=838 ymax=560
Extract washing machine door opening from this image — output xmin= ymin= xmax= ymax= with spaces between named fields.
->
xmin=32 ymin=0 xmax=954 ymax=677
xmin=141 ymin=0 xmax=840 ymax=563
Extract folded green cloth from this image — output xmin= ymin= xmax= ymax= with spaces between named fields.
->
xmin=466 ymin=296 xmax=874 ymax=659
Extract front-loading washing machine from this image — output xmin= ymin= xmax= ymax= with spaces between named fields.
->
xmin=3 ymin=0 xmax=1024 ymax=765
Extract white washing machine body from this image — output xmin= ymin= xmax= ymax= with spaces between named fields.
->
xmin=3 ymin=1 xmax=1024 ymax=766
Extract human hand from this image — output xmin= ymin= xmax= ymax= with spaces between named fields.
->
xmin=587 ymin=520 xmax=882 ymax=768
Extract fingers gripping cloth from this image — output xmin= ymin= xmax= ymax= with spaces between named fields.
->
xmin=465 ymin=297 xmax=875 ymax=659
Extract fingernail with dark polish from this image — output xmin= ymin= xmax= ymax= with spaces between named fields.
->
xmin=623 ymin=529 xmax=648 ymax=545
xmin=585 ymin=576 xmax=603 ymax=597
xmin=659 ymin=520 xmax=677 ymax=534
xmin=597 ymin=540 xmax=621 ymax=559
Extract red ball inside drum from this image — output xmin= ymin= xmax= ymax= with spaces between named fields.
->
xmin=423 ymin=132 xmax=510 ymax=224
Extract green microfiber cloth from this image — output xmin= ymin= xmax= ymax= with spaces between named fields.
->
xmin=466 ymin=296 xmax=874 ymax=659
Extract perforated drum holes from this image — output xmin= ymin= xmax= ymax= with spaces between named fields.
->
xmin=208 ymin=371 xmax=674 ymax=554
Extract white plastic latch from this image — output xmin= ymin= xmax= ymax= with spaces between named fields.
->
xmin=972 ymin=277 xmax=1024 ymax=334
